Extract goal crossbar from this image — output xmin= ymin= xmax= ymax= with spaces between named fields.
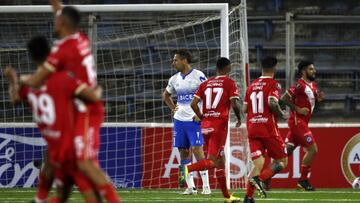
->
xmin=0 ymin=4 xmax=228 ymax=13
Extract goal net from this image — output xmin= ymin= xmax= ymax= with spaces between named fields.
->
xmin=0 ymin=3 xmax=249 ymax=189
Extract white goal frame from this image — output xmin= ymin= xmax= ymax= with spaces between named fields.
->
xmin=0 ymin=3 xmax=238 ymax=188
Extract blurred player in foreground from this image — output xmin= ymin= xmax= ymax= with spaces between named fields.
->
xmin=163 ymin=50 xmax=211 ymax=195
xmin=179 ymin=57 xmax=242 ymax=203
xmin=4 ymin=37 xmax=102 ymax=202
xmin=243 ymin=57 xmax=288 ymax=203
xmin=20 ymin=1 xmax=120 ymax=202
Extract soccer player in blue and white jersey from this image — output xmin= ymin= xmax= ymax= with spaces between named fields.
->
xmin=163 ymin=50 xmax=211 ymax=195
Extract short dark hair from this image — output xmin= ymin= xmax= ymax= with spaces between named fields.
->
xmin=27 ymin=35 xmax=50 ymax=64
xmin=261 ymin=56 xmax=277 ymax=69
xmin=297 ymin=60 xmax=313 ymax=73
xmin=61 ymin=6 xmax=81 ymax=28
xmin=216 ymin=57 xmax=231 ymax=70
xmin=175 ymin=50 xmax=192 ymax=63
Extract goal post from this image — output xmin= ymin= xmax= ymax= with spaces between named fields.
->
xmin=0 ymin=3 xmax=249 ymax=189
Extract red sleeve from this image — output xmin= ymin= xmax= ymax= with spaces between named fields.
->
xmin=228 ymin=79 xmax=239 ymax=100
xmin=194 ymin=82 xmax=205 ymax=100
xmin=269 ymin=82 xmax=282 ymax=100
xmin=287 ymin=84 xmax=296 ymax=98
xmin=19 ymin=85 xmax=30 ymax=100
xmin=44 ymin=44 xmax=65 ymax=72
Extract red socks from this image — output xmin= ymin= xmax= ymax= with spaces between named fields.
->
xmin=97 ymin=184 xmax=121 ymax=203
xmin=187 ymin=159 xmax=214 ymax=172
xmin=35 ymin=171 xmax=52 ymax=202
xmin=216 ymin=168 xmax=230 ymax=198
xmin=259 ymin=167 xmax=275 ymax=181
xmin=245 ymin=181 xmax=256 ymax=198
xmin=300 ymin=165 xmax=311 ymax=181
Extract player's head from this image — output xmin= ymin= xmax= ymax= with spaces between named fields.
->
xmin=172 ymin=50 xmax=192 ymax=71
xmin=216 ymin=57 xmax=231 ymax=75
xmin=27 ymin=35 xmax=50 ymax=65
xmin=298 ymin=60 xmax=316 ymax=81
xmin=261 ymin=56 xmax=277 ymax=74
xmin=54 ymin=6 xmax=80 ymax=38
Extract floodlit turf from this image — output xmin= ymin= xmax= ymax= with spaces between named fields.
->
xmin=0 ymin=188 xmax=359 ymax=203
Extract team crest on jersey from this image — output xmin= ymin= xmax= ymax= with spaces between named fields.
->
xmin=296 ymin=83 xmax=301 ymax=89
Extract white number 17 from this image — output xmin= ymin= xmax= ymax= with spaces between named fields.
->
xmin=204 ymin=87 xmax=223 ymax=109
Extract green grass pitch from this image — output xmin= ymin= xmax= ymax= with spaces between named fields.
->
xmin=0 ymin=188 xmax=359 ymax=203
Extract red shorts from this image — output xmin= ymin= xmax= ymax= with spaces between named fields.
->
xmin=45 ymin=134 xmax=74 ymax=166
xmin=286 ymin=118 xmax=315 ymax=147
xmin=74 ymin=110 xmax=103 ymax=160
xmin=201 ymin=119 xmax=228 ymax=158
xmin=248 ymin=135 xmax=287 ymax=160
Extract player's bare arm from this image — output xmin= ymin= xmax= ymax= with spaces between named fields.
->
xmin=230 ymin=98 xmax=241 ymax=127
xmin=242 ymin=103 xmax=248 ymax=113
xmin=4 ymin=66 xmax=21 ymax=103
xmin=76 ymin=85 xmax=103 ymax=103
xmin=162 ymin=90 xmax=178 ymax=113
xmin=281 ymin=92 xmax=309 ymax=116
xmin=269 ymin=96 xmax=288 ymax=119
xmin=50 ymin=0 xmax=62 ymax=16
xmin=19 ymin=65 xmax=51 ymax=88
xmin=190 ymin=96 xmax=202 ymax=121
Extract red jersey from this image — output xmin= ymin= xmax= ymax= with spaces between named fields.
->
xmin=287 ymin=79 xmax=317 ymax=124
xmin=244 ymin=76 xmax=282 ymax=138
xmin=45 ymin=32 xmax=103 ymax=114
xmin=19 ymin=72 xmax=86 ymax=163
xmin=194 ymin=75 xmax=239 ymax=121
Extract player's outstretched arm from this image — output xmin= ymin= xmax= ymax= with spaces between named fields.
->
xmin=281 ymin=93 xmax=309 ymax=116
xmin=76 ymin=85 xmax=102 ymax=103
xmin=190 ymin=96 xmax=202 ymax=121
xmin=50 ymin=0 xmax=62 ymax=16
xmin=20 ymin=65 xmax=51 ymax=88
xmin=269 ymin=97 xmax=288 ymax=119
xmin=231 ymin=98 xmax=241 ymax=127
xmin=162 ymin=90 xmax=178 ymax=114
xmin=4 ymin=66 xmax=21 ymax=103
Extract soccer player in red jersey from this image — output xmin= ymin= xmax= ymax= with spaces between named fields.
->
xmin=179 ymin=57 xmax=242 ymax=203
xmin=281 ymin=61 xmax=325 ymax=190
xmin=4 ymin=65 xmax=102 ymax=203
xmin=20 ymin=1 xmax=120 ymax=202
xmin=243 ymin=57 xmax=288 ymax=203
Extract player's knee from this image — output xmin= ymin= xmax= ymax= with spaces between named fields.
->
xmin=308 ymin=144 xmax=318 ymax=155
xmin=281 ymin=157 xmax=288 ymax=168
xmin=77 ymin=160 xmax=92 ymax=173
xmin=178 ymin=148 xmax=190 ymax=159
xmin=192 ymin=146 xmax=205 ymax=160
xmin=254 ymin=156 xmax=265 ymax=166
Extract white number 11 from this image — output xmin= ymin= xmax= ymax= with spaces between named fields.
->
xmin=250 ymin=91 xmax=264 ymax=114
